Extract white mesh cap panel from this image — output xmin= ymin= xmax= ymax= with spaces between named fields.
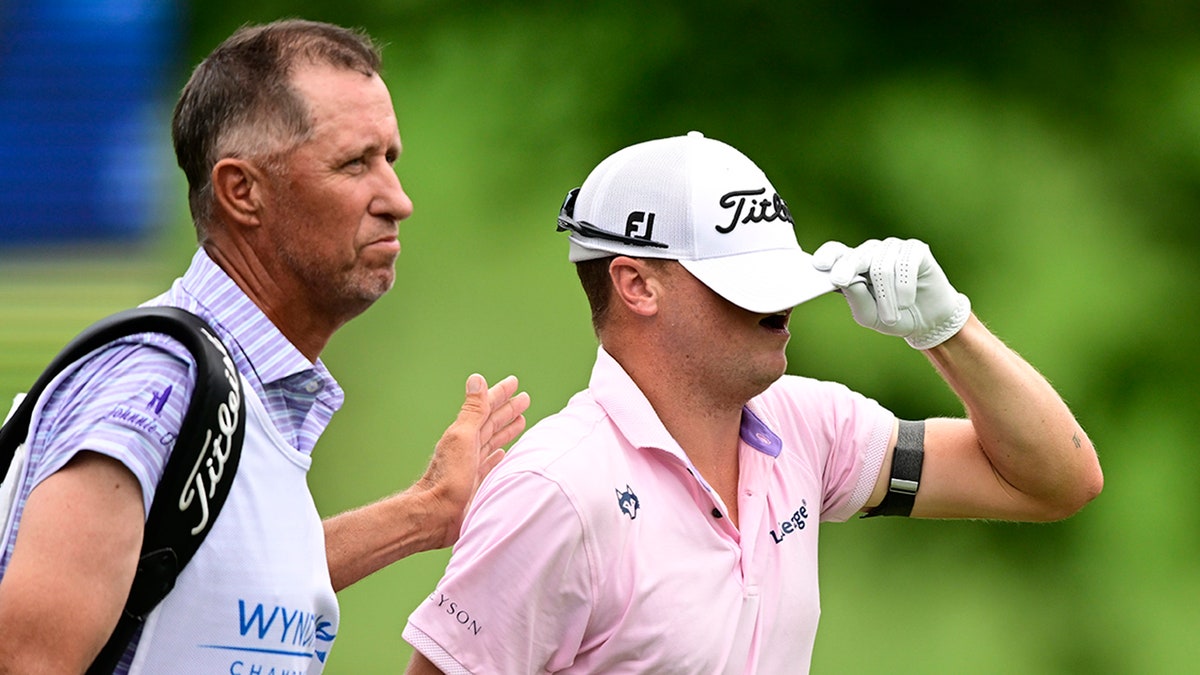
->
xmin=570 ymin=136 xmax=697 ymax=261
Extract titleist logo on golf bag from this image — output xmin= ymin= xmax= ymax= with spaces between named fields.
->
xmin=715 ymin=188 xmax=794 ymax=234
xmin=180 ymin=327 xmax=241 ymax=535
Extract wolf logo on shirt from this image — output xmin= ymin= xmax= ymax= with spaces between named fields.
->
xmin=616 ymin=485 xmax=640 ymax=520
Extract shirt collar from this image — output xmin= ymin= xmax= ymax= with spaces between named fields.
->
xmin=588 ymin=345 xmax=783 ymax=460
xmin=175 ymin=249 xmax=344 ymax=407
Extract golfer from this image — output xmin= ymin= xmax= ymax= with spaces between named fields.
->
xmin=403 ymin=131 xmax=1102 ymax=674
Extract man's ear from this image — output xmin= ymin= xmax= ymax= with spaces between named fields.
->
xmin=609 ymin=256 xmax=664 ymax=318
xmin=211 ymin=158 xmax=266 ymax=228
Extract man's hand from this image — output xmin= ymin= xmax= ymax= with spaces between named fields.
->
xmin=417 ymin=374 xmax=530 ymax=549
xmin=323 ymin=374 xmax=529 ymax=590
xmin=813 ymin=237 xmax=971 ymax=349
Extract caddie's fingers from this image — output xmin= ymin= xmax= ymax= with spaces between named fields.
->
xmin=811 ymin=241 xmax=851 ymax=272
xmin=872 ymin=238 xmax=902 ymax=326
xmin=454 ymin=373 xmax=490 ymax=424
xmin=492 ymin=391 xmax=531 ymax=435
xmin=479 ymin=447 xmax=506 ymax=478
xmin=467 ymin=373 xmax=487 ymax=395
xmin=485 ymin=412 xmax=527 ymax=456
xmin=486 ymin=375 xmax=520 ymax=412
xmin=477 ymin=392 xmax=530 ymax=450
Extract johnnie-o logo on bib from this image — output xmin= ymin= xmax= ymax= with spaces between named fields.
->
xmin=715 ymin=188 xmax=793 ymax=234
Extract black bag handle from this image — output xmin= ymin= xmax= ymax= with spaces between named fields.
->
xmin=0 ymin=307 xmax=246 ymax=673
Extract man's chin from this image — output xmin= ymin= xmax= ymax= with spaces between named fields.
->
xmin=336 ymin=269 xmax=396 ymax=316
xmin=362 ymin=274 xmax=395 ymax=304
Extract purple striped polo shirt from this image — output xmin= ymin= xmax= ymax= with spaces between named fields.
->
xmin=1 ymin=248 xmax=344 ymax=672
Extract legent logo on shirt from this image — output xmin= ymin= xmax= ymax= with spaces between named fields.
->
xmin=431 ymin=592 xmax=482 ymax=636
xmin=769 ymin=500 xmax=810 ymax=544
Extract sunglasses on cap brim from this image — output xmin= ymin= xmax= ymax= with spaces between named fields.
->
xmin=555 ymin=188 xmax=669 ymax=250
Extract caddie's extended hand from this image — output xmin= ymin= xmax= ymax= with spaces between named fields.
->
xmin=812 ymin=237 xmax=971 ymax=349
xmin=419 ymin=374 xmax=530 ymax=549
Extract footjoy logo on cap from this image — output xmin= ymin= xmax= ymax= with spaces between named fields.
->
xmin=625 ymin=211 xmax=656 ymax=241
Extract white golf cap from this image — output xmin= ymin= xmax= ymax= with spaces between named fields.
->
xmin=557 ymin=131 xmax=835 ymax=313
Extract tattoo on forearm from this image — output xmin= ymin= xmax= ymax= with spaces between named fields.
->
xmin=1072 ymin=433 xmax=1081 ymax=448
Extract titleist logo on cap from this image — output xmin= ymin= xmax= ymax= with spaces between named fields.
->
xmin=715 ymin=188 xmax=793 ymax=234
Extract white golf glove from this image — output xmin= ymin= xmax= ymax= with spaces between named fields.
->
xmin=812 ymin=238 xmax=971 ymax=349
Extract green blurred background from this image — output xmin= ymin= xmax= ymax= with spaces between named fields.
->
xmin=2 ymin=1 xmax=1198 ymax=672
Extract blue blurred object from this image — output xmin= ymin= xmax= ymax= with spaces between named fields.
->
xmin=0 ymin=0 xmax=180 ymax=246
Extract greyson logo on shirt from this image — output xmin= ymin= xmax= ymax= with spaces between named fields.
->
xmin=431 ymin=592 xmax=482 ymax=636
xmin=769 ymin=500 xmax=809 ymax=544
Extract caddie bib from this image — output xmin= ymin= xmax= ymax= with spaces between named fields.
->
xmin=128 ymin=380 xmax=339 ymax=674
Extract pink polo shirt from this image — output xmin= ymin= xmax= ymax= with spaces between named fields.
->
xmin=405 ymin=347 xmax=893 ymax=674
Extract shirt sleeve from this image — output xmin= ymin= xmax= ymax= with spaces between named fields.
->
xmin=28 ymin=337 xmax=195 ymax=517
xmin=404 ymin=468 xmax=596 ymax=674
xmin=759 ymin=376 xmax=895 ymax=522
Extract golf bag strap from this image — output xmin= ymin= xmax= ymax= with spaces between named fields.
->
xmin=0 ymin=307 xmax=245 ymax=674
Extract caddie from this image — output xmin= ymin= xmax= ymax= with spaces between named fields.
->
xmin=0 ymin=19 xmax=528 ymax=674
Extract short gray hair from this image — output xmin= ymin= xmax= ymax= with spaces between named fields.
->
xmin=171 ymin=19 xmax=383 ymax=238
